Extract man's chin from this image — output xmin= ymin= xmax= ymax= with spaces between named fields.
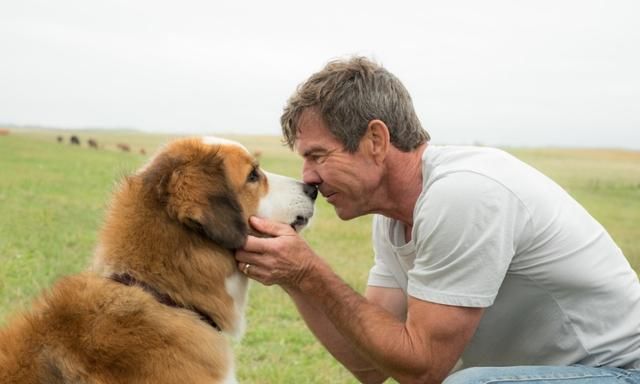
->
xmin=333 ymin=205 xmax=358 ymax=221
xmin=326 ymin=195 xmax=361 ymax=220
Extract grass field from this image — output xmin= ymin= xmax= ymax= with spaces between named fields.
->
xmin=1 ymin=129 xmax=639 ymax=383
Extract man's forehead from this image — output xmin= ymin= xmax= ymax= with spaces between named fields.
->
xmin=294 ymin=130 xmax=339 ymax=156
xmin=294 ymin=110 xmax=342 ymax=154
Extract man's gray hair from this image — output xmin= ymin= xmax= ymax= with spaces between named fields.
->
xmin=281 ymin=56 xmax=430 ymax=152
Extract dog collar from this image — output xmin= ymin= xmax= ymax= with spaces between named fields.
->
xmin=109 ymin=273 xmax=222 ymax=332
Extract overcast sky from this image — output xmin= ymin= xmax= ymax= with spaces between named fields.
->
xmin=1 ymin=0 xmax=639 ymax=149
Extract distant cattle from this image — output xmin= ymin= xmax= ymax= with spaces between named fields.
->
xmin=139 ymin=148 xmax=146 ymax=155
xmin=0 ymin=129 xmax=10 ymax=136
xmin=252 ymin=150 xmax=263 ymax=159
xmin=88 ymin=139 xmax=98 ymax=149
xmin=56 ymin=136 xmax=63 ymax=143
xmin=116 ymin=143 xmax=131 ymax=152
xmin=70 ymin=135 xmax=80 ymax=145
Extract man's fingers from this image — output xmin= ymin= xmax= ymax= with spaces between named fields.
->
xmin=235 ymin=247 xmax=263 ymax=263
xmin=241 ymin=235 xmax=272 ymax=254
xmin=249 ymin=216 xmax=295 ymax=237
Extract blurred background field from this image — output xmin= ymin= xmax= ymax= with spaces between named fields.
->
xmin=1 ymin=128 xmax=639 ymax=383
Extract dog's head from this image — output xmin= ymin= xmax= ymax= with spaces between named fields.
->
xmin=140 ymin=137 xmax=316 ymax=249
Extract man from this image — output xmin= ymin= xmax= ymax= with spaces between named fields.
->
xmin=235 ymin=57 xmax=640 ymax=384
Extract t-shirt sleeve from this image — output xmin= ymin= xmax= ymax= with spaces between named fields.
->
xmin=409 ymin=171 xmax=527 ymax=307
xmin=368 ymin=215 xmax=402 ymax=289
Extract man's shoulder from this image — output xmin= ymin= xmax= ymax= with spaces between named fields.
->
xmin=424 ymin=145 xmax=517 ymax=174
xmin=422 ymin=145 xmax=551 ymax=197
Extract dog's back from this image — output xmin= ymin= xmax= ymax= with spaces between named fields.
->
xmin=0 ymin=273 xmax=233 ymax=384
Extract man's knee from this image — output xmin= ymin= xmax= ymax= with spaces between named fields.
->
xmin=442 ymin=365 xmax=639 ymax=384
xmin=443 ymin=367 xmax=497 ymax=384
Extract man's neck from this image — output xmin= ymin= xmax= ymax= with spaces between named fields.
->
xmin=375 ymin=143 xmax=427 ymax=227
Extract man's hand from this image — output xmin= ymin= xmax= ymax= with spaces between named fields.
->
xmin=235 ymin=216 xmax=320 ymax=288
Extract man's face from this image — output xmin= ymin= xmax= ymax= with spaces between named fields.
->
xmin=294 ymin=109 xmax=380 ymax=220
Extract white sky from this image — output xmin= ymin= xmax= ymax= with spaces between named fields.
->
xmin=1 ymin=0 xmax=639 ymax=149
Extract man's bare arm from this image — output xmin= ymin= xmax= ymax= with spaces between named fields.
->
xmin=235 ymin=218 xmax=483 ymax=383
xmin=285 ymin=286 xmax=407 ymax=383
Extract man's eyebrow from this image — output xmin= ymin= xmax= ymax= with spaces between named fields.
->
xmin=302 ymin=147 xmax=327 ymax=158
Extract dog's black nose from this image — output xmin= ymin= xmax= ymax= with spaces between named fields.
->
xmin=303 ymin=183 xmax=318 ymax=201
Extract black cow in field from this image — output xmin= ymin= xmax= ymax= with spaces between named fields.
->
xmin=70 ymin=135 xmax=80 ymax=145
xmin=57 ymin=136 xmax=64 ymax=143
xmin=88 ymin=139 xmax=98 ymax=149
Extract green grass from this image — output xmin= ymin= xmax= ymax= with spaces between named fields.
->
xmin=1 ymin=130 xmax=638 ymax=383
xmin=0 ymin=133 xmax=143 ymax=313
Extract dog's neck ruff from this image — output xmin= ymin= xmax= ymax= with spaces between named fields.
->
xmin=109 ymin=273 xmax=222 ymax=332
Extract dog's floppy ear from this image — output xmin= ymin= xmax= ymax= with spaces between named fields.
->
xmin=183 ymin=189 xmax=248 ymax=249
xmin=143 ymin=151 xmax=248 ymax=249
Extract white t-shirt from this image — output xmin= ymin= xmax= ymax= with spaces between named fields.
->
xmin=368 ymin=145 xmax=640 ymax=369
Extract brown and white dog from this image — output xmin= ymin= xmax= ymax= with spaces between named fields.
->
xmin=0 ymin=137 xmax=317 ymax=384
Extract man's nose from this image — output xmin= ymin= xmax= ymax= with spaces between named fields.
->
xmin=302 ymin=161 xmax=321 ymax=187
xmin=303 ymin=183 xmax=318 ymax=201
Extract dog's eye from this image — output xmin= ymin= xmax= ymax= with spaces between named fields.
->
xmin=247 ymin=168 xmax=260 ymax=183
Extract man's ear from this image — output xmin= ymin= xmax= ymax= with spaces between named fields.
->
xmin=365 ymin=119 xmax=390 ymax=165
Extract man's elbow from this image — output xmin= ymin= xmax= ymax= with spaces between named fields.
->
xmin=353 ymin=360 xmax=449 ymax=383
xmin=391 ymin=368 xmax=448 ymax=384
xmin=352 ymin=369 xmax=388 ymax=384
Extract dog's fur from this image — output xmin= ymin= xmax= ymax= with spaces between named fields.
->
xmin=0 ymin=137 xmax=316 ymax=384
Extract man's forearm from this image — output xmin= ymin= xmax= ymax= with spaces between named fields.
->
xmin=293 ymin=260 xmax=439 ymax=383
xmin=286 ymin=287 xmax=388 ymax=384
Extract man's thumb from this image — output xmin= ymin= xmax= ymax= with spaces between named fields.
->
xmin=249 ymin=216 xmax=294 ymax=236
